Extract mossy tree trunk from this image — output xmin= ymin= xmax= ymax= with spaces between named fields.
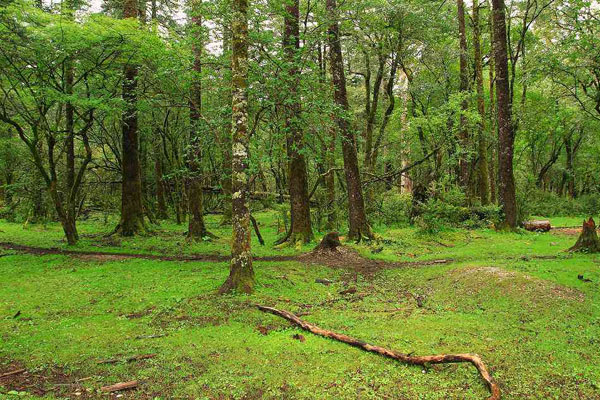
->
xmin=492 ymin=0 xmax=517 ymax=229
xmin=282 ymin=0 xmax=313 ymax=244
xmin=473 ymin=1 xmax=490 ymax=205
xmin=457 ymin=0 xmax=470 ymax=190
xmin=118 ymin=0 xmax=146 ymax=236
xmin=220 ymin=0 xmax=254 ymax=294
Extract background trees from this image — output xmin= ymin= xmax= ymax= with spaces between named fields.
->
xmin=1 ymin=0 xmax=599 ymax=245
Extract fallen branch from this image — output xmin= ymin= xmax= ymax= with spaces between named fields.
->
xmin=100 ymin=380 xmax=138 ymax=392
xmin=249 ymin=214 xmax=265 ymax=246
xmin=257 ymin=305 xmax=500 ymax=400
xmin=0 ymin=368 xmax=26 ymax=379
xmin=98 ymin=354 xmax=156 ymax=365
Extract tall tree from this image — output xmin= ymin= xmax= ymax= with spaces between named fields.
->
xmin=326 ymin=0 xmax=373 ymax=241
xmin=492 ymin=0 xmax=517 ymax=228
xmin=280 ymin=0 xmax=313 ymax=244
xmin=187 ymin=0 xmax=211 ymax=240
xmin=118 ymin=0 xmax=146 ymax=236
xmin=220 ymin=0 xmax=254 ymax=294
xmin=473 ymin=0 xmax=489 ymax=204
xmin=457 ymin=0 xmax=470 ymax=189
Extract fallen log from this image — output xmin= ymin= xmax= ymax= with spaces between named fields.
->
xmin=523 ymin=220 xmax=551 ymax=232
xmin=101 ymin=380 xmax=138 ymax=392
xmin=257 ymin=305 xmax=500 ymax=400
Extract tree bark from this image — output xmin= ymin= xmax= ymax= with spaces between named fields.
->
xmin=488 ymin=0 xmax=497 ymax=204
xmin=457 ymin=0 xmax=470 ymax=189
xmin=569 ymin=218 xmax=600 ymax=253
xmin=282 ymin=0 xmax=313 ymax=244
xmin=326 ymin=0 xmax=373 ymax=241
xmin=187 ymin=0 xmax=210 ymax=240
xmin=154 ymin=140 xmax=168 ymax=219
xmin=118 ymin=0 xmax=145 ymax=236
xmin=473 ymin=1 xmax=490 ymax=205
xmin=220 ymin=0 xmax=254 ymax=294
xmin=492 ymin=0 xmax=517 ymax=229
xmin=220 ymin=22 xmax=233 ymax=226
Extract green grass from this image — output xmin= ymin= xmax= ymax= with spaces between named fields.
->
xmin=1 ymin=213 xmax=599 ymax=399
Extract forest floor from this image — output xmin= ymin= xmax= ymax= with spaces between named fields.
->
xmin=0 ymin=212 xmax=599 ymax=399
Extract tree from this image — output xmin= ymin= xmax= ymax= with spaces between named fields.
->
xmin=0 ymin=4 xmax=116 ymax=244
xmin=326 ymin=0 xmax=373 ymax=241
xmin=456 ymin=0 xmax=469 ymax=189
xmin=220 ymin=0 xmax=254 ymax=294
xmin=187 ymin=0 xmax=211 ymax=240
xmin=492 ymin=0 xmax=517 ymax=229
xmin=279 ymin=0 xmax=313 ymax=245
xmin=117 ymin=0 xmax=146 ymax=236
xmin=472 ymin=0 xmax=489 ymax=205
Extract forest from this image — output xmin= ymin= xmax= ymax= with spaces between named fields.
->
xmin=0 ymin=0 xmax=599 ymax=398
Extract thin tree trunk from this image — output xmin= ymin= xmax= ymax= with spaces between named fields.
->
xmin=492 ymin=0 xmax=517 ymax=229
xmin=473 ymin=0 xmax=489 ymax=205
xmin=220 ymin=0 xmax=254 ymax=294
xmin=282 ymin=0 xmax=312 ymax=244
xmin=364 ymin=53 xmax=385 ymax=170
xmin=220 ymin=22 xmax=233 ymax=226
xmin=457 ymin=0 xmax=470 ymax=190
xmin=320 ymin=44 xmax=336 ymax=231
xmin=370 ymin=40 xmax=401 ymax=176
xmin=187 ymin=0 xmax=210 ymax=240
xmin=488 ymin=0 xmax=497 ymax=204
xmin=326 ymin=0 xmax=373 ymax=241
xmin=154 ymin=140 xmax=168 ymax=219
xmin=118 ymin=0 xmax=145 ymax=236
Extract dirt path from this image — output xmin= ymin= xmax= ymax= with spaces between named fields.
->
xmin=0 ymin=241 xmax=451 ymax=273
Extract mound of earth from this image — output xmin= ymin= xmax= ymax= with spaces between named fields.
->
xmin=450 ymin=266 xmax=584 ymax=303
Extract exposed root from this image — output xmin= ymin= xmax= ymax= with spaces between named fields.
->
xmin=257 ymin=305 xmax=500 ymax=400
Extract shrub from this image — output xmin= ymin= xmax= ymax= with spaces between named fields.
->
xmin=379 ymin=192 xmax=412 ymax=226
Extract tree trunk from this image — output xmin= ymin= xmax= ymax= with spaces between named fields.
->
xmin=187 ymin=0 xmax=210 ymax=240
xmin=364 ymin=53 xmax=385 ymax=170
xmin=488 ymin=1 xmax=497 ymax=204
xmin=370 ymin=40 xmax=401 ymax=178
xmin=569 ymin=218 xmax=600 ymax=253
xmin=457 ymin=0 xmax=470 ymax=190
xmin=326 ymin=0 xmax=373 ymax=241
xmin=473 ymin=1 xmax=489 ymax=205
xmin=319 ymin=43 xmax=336 ymax=231
xmin=281 ymin=0 xmax=313 ymax=244
xmin=492 ymin=0 xmax=517 ymax=229
xmin=154 ymin=141 xmax=168 ymax=219
xmin=220 ymin=0 xmax=254 ymax=294
xmin=564 ymin=135 xmax=575 ymax=199
xmin=119 ymin=0 xmax=145 ymax=236
xmin=220 ymin=22 xmax=233 ymax=226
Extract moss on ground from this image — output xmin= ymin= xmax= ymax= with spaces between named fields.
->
xmin=0 ymin=212 xmax=598 ymax=399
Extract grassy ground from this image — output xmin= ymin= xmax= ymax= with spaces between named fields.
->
xmin=0 ymin=212 xmax=599 ymax=399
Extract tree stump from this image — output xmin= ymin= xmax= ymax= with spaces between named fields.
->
xmin=314 ymin=232 xmax=341 ymax=251
xmin=569 ymin=218 xmax=600 ymax=253
xmin=523 ymin=220 xmax=551 ymax=232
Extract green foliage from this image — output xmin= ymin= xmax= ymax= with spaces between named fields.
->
xmin=415 ymin=185 xmax=499 ymax=233
xmin=518 ymin=187 xmax=600 ymax=219
xmin=378 ymin=191 xmax=412 ymax=226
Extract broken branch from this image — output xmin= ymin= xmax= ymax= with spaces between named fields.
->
xmin=257 ymin=305 xmax=500 ymax=400
xmin=100 ymin=380 xmax=138 ymax=392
